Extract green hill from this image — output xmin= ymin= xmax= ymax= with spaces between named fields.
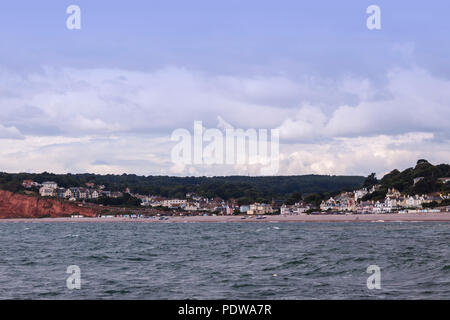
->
xmin=0 ymin=172 xmax=364 ymax=203
xmin=361 ymin=160 xmax=450 ymax=202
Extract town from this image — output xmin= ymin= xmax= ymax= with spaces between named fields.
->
xmin=23 ymin=175 xmax=450 ymax=218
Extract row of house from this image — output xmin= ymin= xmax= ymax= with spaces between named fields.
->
xmin=32 ymin=181 xmax=122 ymax=201
xmin=140 ymin=193 xmax=285 ymax=216
xmin=320 ymin=186 xmax=447 ymax=213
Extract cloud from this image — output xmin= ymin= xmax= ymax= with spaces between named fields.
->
xmin=0 ymin=124 xmax=23 ymax=139
xmin=277 ymin=67 xmax=450 ymax=141
xmin=0 ymin=65 xmax=448 ymax=176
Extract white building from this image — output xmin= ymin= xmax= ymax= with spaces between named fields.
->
xmin=39 ymin=187 xmax=55 ymax=197
xmin=162 ymin=199 xmax=187 ymax=207
xmin=281 ymin=203 xmax=309 ymax=215
xmin=354 ymin=188 xmax=368 ymax=201
xmin=247 ymin=203 xmax=273 ymax=215
xmin=405 ymin=195 xmax=424 ymax=208
xmin=184 ymin=202 xmax=200 ymax=211
xmin=42 ymin=181 xmax=58 ymax=189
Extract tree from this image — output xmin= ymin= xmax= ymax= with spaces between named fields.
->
xmin=285 ymin=192 xmax=303 ymax=205
xmin=363 ymin=173 xmax=378 ymax=188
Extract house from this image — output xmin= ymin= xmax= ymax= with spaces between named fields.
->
xmin=354 ymin=188 xmax=368 ymax=201
xmin=42 ymin=181 xmax=58 ymax=189
xmin=54 ymin=188 xmax=66 ymax=199
xmin=385 ymin=197 xmax=402 ymax=209
xmin=69 ymin=188 xmax=80 ymax=200
xmin=240 ymin=205 xmax=250 ymax=213
xmin=185 ymin=202 xmax=200 ymax=211
xmin=78 ymin=188 xmax=89 ymax=199
xmin=226 ymin=205 xmax=234 ymax=215
xmin=90 ymin=190 xmax=100 ymax=199
xmin=373 ymin=201 xmax=390 ymax=213
xmin=281 ymin=203 xmax=310 ymax=215
xmin=414 ymin=177 xmax=424 ymax=185
xmin=320 ymin=198 xmax=336 ymax=211
xmin=438 ymin=178 xmax=450 ymax=184
xmin=405 ymin=195 xmax=424 ymax=208
xmin=39 ymin=187 xmax=55 ymax=197
xmin=162 ymin=199 xmax=187 ymax=207
xmin=386 ymin=188 xmax=401 ymax=198
xmin=64 ymin=188 xmax=73 ymax=199
xmin=22 ymin=180 xmax=34 ymax=188
xmin=247 ymin=203 xmax=273 ymax=215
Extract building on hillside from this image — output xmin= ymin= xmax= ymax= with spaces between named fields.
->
xmin=78 ymin=188 xmax=89 ymax=199
xmin=42 ymin=181 xmax=58 ymax=189
xmin=354 ymin=188 xmax=368 ymax=201
xmin=55 ymin=188 xmax=66 ymax=199
xmin=320 ymin=198 xmax=336 ymax=211
xmin=185 ymin=202 xmax=200 ymax=211
xmin=68 ymin=188 xmax=80 ymax=200
xmin=39 ymin=187 xmax=55 ymax=197
xmin=22 ymin=180 xmax=35 ymax=188
xmin=64 ymin=188 xmax=73 ymax=199
xmin=386 ymin=188 xmax=401 ymax=198
xmin=162 ymin=199 xmax=187 ymax=207
xmin=90 ymin=189 xmax=100 ymax=199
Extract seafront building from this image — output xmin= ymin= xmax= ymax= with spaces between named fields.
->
xmin=281 ymin=202 xmax=310 ymax=215
xmin=319 ymin=185 xmax=448 ymax=214
xmin=247 ymin=203 xmax=274 ymax=215
xmin=27 ymin=178 xmax=450 ymax=216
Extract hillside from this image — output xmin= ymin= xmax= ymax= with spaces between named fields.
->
xmin=362 ymin=160 xmax=450 ymax=201
xmin=0 ymin=190 xmax=97 ymax=219
xmin=0 ymin=172 xmax=365 ymax=202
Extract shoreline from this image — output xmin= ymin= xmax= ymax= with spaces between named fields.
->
xmin=1 ymin=212 xmax=450 ymax=223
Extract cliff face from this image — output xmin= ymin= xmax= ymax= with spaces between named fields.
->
xmin=0 ymin=190 xmax=97 ymax=218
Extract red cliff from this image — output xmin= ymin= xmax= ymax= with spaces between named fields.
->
xmin=0 ymin=190 xmax=98 ymax=219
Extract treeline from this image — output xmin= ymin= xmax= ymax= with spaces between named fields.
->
xmin=0 ymin=171 xmax=364 ymax=203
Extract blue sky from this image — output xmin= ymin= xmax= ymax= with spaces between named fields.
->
xmin=2 ymin=1 xmax=449 ymax=76
xmin=0 ymin=1 xmax=449 ymax=176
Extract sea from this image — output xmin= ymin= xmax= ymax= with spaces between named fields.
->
xmin=0 ymin=221 xmax=448 ymax=299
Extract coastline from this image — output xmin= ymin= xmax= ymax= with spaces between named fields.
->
xmin=1 ymin=212 xmax=450 ymax=223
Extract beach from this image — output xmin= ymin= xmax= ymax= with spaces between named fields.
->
xmin=1 ymin=212 xmax=450 ymax=223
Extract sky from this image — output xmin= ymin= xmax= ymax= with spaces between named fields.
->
xmin=0 ymin=0 xmax=449 ymax=178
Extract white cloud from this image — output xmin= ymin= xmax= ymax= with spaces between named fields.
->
xmin=278 ymin=67 xmax=450 ymax=140
xmin=0 ymin=65 xmax=448 ymax=176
